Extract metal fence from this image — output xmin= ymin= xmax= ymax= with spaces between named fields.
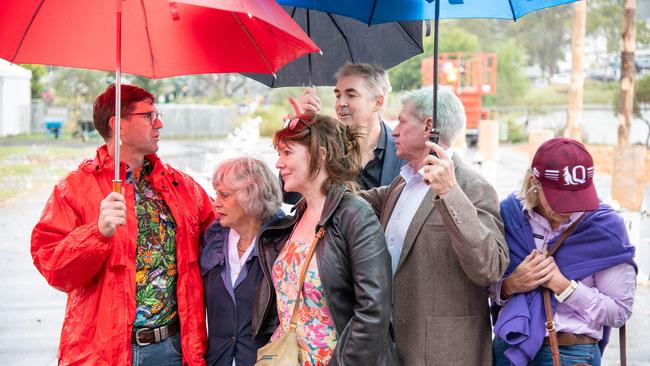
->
xmin=29 ymin=102 xmax=236 ymax=137
xmin=157 ymin=104 xmax=236 ymax=137
xmin=30 ymin=99 xmax=45 ymax=132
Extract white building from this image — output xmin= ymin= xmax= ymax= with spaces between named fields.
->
xmin=0 ymin=60 xmax=31 ymax=137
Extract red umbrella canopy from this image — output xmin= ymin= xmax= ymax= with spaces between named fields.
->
xmin=0 ymin=0 xmax=320 ymax=78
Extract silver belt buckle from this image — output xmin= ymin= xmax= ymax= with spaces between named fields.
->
xmin=135 ymin=328 xmax=152 ymax=346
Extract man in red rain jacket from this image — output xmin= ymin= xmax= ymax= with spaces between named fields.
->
xmin=31 ymin=84 xmax=215 ymax=366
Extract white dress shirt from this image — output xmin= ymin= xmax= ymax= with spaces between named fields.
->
xmin=384 ymin=149 xmax=454 ymax=275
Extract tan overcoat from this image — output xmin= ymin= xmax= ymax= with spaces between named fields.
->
xmin=361 ymin=155 xmax=509 ymax=366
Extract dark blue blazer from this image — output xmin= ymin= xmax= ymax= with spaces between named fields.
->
xmin=379 ymin=121 xmax=407 ymax=186
xmin=200 ymin=211 xmax=285 ymax=366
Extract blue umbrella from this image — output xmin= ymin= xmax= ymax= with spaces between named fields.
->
xmin=278 ymin=0 xmax=578 ymax=143
xmin=278 ymin=0 xmax=577 ymax=25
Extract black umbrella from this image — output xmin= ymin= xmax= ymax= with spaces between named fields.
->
xmin=244 ymin=6 xmax=423 ymax=87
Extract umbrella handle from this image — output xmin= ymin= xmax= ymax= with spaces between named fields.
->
xmin=113 ymin=180 xmax=122 ymax=193
xmin=428 ymin=127 xmax=440 ymax=157
xmin=429 ymin=0 xmax=440 ymax=158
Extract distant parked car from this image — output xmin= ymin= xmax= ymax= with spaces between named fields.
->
xmin=550 ymin=72 xmax=571 ymax=85
xmin=588 ymin=66 xmax=618 ymax=82
xmin=586 ymin=51 xmax=650 ymax=82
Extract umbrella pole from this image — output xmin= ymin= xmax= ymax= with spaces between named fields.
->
xmin=113 ymin=0 xmax=122 ymax=193
xmin=430 ymin=0 xmax=441 ymax=148
xmin=307 ymin=9 xmax=313 ymax=87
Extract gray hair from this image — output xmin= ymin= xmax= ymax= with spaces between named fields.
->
xmin=335 ymin=63 xmax=392 ymax=111
xmin=212 ymin=157 xmax=282 ymax=220
xmin=401 ymin=86 xmax=465 ymax=146
xmin=516 ymin=168 xmax=541 ymax=211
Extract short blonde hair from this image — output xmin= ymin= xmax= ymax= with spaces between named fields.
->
xmin=517 ymin=168 xmax=541 ymax=211
xmin=212 ymin=157 xmax=282 ymax=220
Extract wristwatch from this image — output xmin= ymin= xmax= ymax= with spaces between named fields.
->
xmin=555 ymin=280 xmax=578 ymax=303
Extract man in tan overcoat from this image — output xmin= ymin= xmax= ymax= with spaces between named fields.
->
xmin=361 ymin=86 xmax=509 ymax=365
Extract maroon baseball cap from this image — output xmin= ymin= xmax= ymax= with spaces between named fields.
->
xmin=531 ymin=138 xmax=599 ymax=213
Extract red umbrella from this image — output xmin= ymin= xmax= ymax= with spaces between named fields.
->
xmin=1 ymin=0 xmax=319 ymax=77
xmin=0 ymin=0 xmax=319 ymax=190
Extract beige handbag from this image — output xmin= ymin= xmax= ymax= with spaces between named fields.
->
xmin=255 ymin=227 xmax=325 ymax=366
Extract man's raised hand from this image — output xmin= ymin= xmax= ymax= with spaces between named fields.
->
xmin=288 ymin=87 xmax=320 ymax=117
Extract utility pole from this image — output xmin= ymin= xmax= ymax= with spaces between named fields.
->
xmin=612 ymin=0 xmax=645 ymax=211
xmin=566 ymin=0 xmax=587 ymax=140
xmin=618 ymin=0 xmax=636 ymax=147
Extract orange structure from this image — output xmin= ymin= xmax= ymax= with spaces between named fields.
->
xmin=421 ymin=52 xmax=497 ymax=145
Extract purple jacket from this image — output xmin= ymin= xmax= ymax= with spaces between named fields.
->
xmin=493 ymin=194 xmax=636 ymax=366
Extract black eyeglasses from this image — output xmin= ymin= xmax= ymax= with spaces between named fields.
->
xmin=126 ymin=111 xmax=161 ymax=122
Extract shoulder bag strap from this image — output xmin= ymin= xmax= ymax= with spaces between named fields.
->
xmin=543 ymin=213 xmax=585 ymax=366
xmin=547 ymin=212 xmax=586 ymax=257
xmin=288 ymin=227 xmax=326 ymax=331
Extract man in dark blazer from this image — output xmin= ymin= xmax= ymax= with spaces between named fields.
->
xmin=284 ymin=63 xmax=406 ymax=203
xmin=361 ymin=86 xmax=509 ymax=365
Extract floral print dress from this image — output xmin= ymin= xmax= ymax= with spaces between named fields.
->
xmin=271 ymin=239 xmax=338 ymax=366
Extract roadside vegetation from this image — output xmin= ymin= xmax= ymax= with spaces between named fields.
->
xmin=0 ymin=144 xmax=94 ymax=203
xmin=522 ymin=80 xmax=617 ymax=107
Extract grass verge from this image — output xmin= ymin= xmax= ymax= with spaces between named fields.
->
xmin=0 ymin=144 xmax=95 ymax=203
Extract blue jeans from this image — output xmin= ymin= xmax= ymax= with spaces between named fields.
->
xmin=132 ymin=333 xmax=183 ymax=366
xmin=493 ymin=337 xmax=601 ymax=366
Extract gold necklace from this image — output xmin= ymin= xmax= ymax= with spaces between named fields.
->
xmin=237 ymin=239 xmax=251 ymax=252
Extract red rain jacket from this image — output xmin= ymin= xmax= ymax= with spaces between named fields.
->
xmin=31 ymin=145 xmax=215 ymax=365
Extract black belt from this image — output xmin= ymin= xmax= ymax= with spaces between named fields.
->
xmin=132 ymin=320 xmax=179 ymax=346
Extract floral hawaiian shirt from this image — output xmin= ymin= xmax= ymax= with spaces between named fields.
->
xmin=129 ymin=160 xmax=178 ymax=328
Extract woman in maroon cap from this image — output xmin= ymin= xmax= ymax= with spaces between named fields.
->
xmin=489 ymin=137 xmax=637 ymax=366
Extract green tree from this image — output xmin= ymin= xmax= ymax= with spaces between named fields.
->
xmin=19 ymin=64 xmax=47 ymax=99
xmin=588 ymin=0 xmax=650 ymax=54
xmin=129 ymin=76 xmax=170 ymax=100
xmin=449 ymin=9 xmax=573 ymax=78
xmin=450 ymin=19 xmax=503 ymax=47
xmin=490 ymin=39 xmax=530 ymax=105
xmin=631 ymin=74 xmax=650 ymax=147
xmin=389 ymin=57 xmax=423 ymax=91
xmin=52 ymin=68 xmax=112 ymax=105
xmin=509 ymin=7 xmax=573 ymax=77
xmin=436 ymin=25 xmax=482 ymax=53
xmin=389 ymin=25 xmax=480 ymax=91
